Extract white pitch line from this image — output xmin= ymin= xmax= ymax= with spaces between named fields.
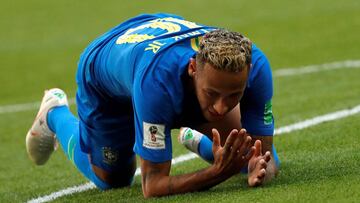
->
xmin=0 ymin=98 xmax=76 ymax=114
xmin=27 ymin=103 xmax=360 ymax=203
xmin=27 ymin=182 xmax=96 ymax=203
xmin=27 ymin=153 xmax=199 ymax=203
xmin=274 ymin=105 xmax=360 ymax=135
xmin=273 ymin=59 xmax=360 ymax=77
xmin=1 ymin=59 xmax=360 ymax=115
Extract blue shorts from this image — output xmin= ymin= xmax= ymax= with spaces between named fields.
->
xmin=75 ymin=46 xmax=135 ymax=174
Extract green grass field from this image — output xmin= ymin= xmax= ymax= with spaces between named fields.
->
xmin=1 ymin=0 xmax=360 ymax=202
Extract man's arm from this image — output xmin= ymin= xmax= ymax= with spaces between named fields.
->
xmin=140 ymin=158 xmax=223 ymax=197
xmin=247 ymin=135 xmax=278 ymax=186
xmin=141 ymin=129 xmax=255 ymax=198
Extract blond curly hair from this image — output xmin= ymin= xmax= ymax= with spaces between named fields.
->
xmin=196 ymin=29 xmax=252 ymax=72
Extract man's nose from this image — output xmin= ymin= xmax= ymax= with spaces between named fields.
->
xmin=213 ymin=99 xmax=229 ymax=116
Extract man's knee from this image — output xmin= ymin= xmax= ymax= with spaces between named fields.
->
xmin=91 ymin=157 xmax=136 ymax=189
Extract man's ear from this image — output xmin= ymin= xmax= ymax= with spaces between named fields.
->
xmin=188 ymin=58 xmax=197 ymax=77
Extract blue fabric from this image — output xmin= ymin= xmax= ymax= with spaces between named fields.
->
xmin=198 ymin=135 xmax=214 ymax=163
xmin=75 ymin=13 xmax=215 ymax=163
xmin=74 ymin=13 xmax=275 ymax=165
xmin=240 ymin=44 xmax=275 ymax=136
xmin=45 ymin=13 xmax=278 ymax=190
xmin=47 ymin=106 xmax=115 ymax=190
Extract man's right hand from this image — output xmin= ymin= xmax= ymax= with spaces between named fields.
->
xmin=211 ymin=128 xmax=255 ymax=177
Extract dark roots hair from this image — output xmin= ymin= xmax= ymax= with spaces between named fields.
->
xmin=196 ymin=29 xmax=252 ymax=72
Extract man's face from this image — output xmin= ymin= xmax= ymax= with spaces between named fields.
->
xmin=189 ymin=60 xmax=249 ymax=122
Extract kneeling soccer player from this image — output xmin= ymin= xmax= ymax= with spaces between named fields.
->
xmin=26 ymin=13 xmax=279 ymax=198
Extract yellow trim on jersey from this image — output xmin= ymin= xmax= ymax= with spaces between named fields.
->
xmin=190 ymin=36 xmax=202 ymax=51
xmin=116 ymin=34 xmax=155 ymax=44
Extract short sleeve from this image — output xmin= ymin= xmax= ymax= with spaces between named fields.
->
xmin=132 ymin=72 xmax=175 ymax=163
xmin=240 ymin=46 xmax=274 ymax=136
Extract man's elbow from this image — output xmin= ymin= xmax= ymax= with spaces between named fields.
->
xmin=142 ymin=180 xmax=163 ymax=199
xmin=142 ymin=189 xmax=152 ymax=199
xmin=143 ymin=187 xmax=155 ymax=199
xmin=265 ymin=160 xmax=279 ymax=182
xmin=271 ymin=158 xmax=280 ymax=176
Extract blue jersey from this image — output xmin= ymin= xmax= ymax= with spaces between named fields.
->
xmin=76 ymin=13 xmax=274 ymax=163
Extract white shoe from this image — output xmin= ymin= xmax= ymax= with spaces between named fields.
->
xmin=26 ymin=88 xmax=68 ymax=165
xmin=178 ymin=127 xmax=203 ymax=154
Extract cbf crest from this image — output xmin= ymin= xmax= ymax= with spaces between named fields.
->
xmin=102 ymin=147 xmax=119 ymax=165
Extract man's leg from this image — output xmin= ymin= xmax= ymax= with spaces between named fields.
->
xmin=75 ymin=85 xmax=137 ymax=188
xmin=26 ymin=89 xmax=116 ymax=189
xmin=47 ymin=105 xmax=113 ymax=189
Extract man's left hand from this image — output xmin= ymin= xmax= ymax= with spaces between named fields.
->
xmin=247 ymin=140 xmax=271 ymax=187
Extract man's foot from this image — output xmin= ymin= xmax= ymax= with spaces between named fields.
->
xmin=178 ymin=127 xmax=203 ymax=154
xmin=26 ymin=88 xmax=68 ymax=165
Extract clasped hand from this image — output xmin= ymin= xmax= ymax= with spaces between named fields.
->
xmin=211 ymin=128 xmax=271 ymax=187
xmin=211 ymin=128 xmax=253 ymax=176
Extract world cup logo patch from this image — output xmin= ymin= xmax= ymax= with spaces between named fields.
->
xmin=143 ymin=122 xmax=166 ymax=150
xmin=149 ymin=126 xmax=158 ymax=142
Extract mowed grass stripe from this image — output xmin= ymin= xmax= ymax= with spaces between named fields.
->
xmin=27 ymin=103 xmax=360 ymax=203
xmin=1 ymin=59 xmax=359 ymax=115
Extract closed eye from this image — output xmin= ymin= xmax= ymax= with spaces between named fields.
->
xmin=229 ymin=92 xmax=242 ymax=100
xmin=205 ymin=90 xmax=219 ymax=98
